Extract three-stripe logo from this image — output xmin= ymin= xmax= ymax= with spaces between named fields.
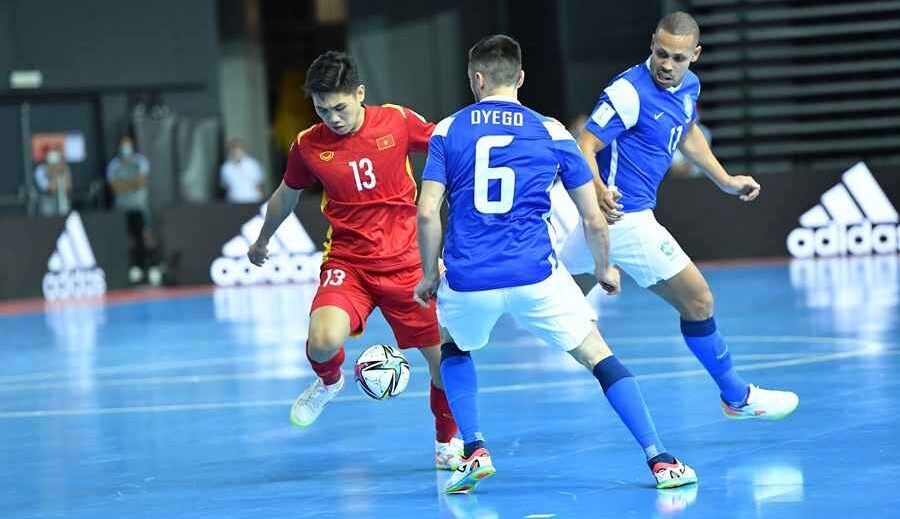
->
xmin=787 ymin=162 xmax=900 ymax=258
xmin=209 ymin=204 xmax=322 ymax=286
xmin=42 ymin=212 xmax=107 ymax=300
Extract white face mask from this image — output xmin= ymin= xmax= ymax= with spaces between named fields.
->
xmin=121 ymin=143 xmax=134 ymax=157
xmin=46 ymin=150 xmax=61 ymax=164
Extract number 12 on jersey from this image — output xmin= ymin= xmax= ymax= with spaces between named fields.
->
xmin=474 ymin=135 xmax=515 ymax=214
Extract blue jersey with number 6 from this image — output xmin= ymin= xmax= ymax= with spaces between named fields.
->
xmin=422 ymin=95 xmax=593 ymax=292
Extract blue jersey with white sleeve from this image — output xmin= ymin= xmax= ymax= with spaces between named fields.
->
xmin=584 ymin=59 xmax=700 ymax=212
xmin=422 ymin=96 xmax=593 ymax=292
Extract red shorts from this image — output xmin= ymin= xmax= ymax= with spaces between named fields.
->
xmin=310 ymin=260 xmax=440 ymax=349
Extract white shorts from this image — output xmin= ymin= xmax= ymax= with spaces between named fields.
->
xmin=550 ymin=183 xmax=691 ymax=288
xmin=436 ymin=264 xmax=597 ymax=352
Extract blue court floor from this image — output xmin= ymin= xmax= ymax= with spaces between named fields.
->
xmin=1 ymin=255 xmax=898 ymax=518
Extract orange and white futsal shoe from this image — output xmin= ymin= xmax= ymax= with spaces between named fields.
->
xmin=444 ymin=447 xmax=496 ymax=494
xmin=722 ymin=384 xmax=799 ymax=420
xmin=652 ymin=458 xmax=698 ymax=490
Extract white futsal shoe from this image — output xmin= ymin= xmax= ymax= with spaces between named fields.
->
xmin=290 ymin=375 xmax=344 ymax=427
xmin=722 ymin=384 xmax=799 ymax=420
xmin=435 ymin=437 xmax=464 ymax=470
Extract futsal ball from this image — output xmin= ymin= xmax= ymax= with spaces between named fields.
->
xmin=354 ymin=344 xmax=411 ymax=400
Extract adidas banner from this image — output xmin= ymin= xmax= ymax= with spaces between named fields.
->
xmin=785 ymin=163 xmax=899 ymax=258
xmin=158 ymin=196 xmax=329 ymax=287
xmin=654 ymin=161 xmax=899 ymax=261
xmin=0 ymin=211 xmax=130 ymax=301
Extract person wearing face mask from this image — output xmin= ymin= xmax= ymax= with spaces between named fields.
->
xmin=219 ymin=139 xmax=265 ymax=203
xmin=106 ymin=135 xmax=156 ymax=283
xmin=34 ymin=148 xmax=72 ymax=216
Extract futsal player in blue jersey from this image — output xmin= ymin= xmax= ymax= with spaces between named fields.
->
xmin=414 ymin=34 xmax=698 ymax=494
xmin=552 ymin=12 xmax=799 ymax=419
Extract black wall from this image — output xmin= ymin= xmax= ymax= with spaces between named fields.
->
xmin=0 ymin=0 xmax=221 ymax=207
xmin=0 ymin=0 xmax=219 ymax=103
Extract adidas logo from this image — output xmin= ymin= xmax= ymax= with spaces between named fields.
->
xmin=42 ymin=212 xmax=107 ymax=300
xmin=787 ymin=162 xmax=899 ymax=258
xmin=210 ymin=204 xmax=323 ymax=287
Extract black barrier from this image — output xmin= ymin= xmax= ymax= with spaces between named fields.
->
xmin=158 ymin=194 xmax=331 ymax=286
xmin=13 ymin=165 xmax=889 ymax=299
xmin=0 ymin=211 xmax=130 ymax=300
xmin=655 ymin=164 xmax=899 ymax=260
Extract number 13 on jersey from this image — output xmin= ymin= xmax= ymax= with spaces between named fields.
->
xmin=474 ymin=135 xmax=515 ymax=214
xmin=349 ymin=158 xmax=377 ymax=191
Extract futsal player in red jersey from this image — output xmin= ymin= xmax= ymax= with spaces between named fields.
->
xmin=247 ymin=51 xmax=462 ymax=470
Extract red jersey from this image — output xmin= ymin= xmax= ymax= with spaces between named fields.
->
xmin=284 ymin=104 xmax=435 ymax=271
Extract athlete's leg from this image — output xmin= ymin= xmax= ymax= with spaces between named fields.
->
xmin=440 ymin=330 xmax=495 ymax=493
xmin=370 ymin=266 xmax=461 ymax=465
xmin=511 ymin=266 xmax=696 ymax=489
xmin=435 ymin=281 xmax=503 ymax=493
xmin=306 ymin=306 xmax=352 ymax=373
xmin=291 ymin=262 xmax=374 ymax=427
xmin=650 ymin=262 xmax=749 ymax=404
xmin=650 ymin=262 xmax=799 ymax=419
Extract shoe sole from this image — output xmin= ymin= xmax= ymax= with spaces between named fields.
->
xmin=722 ymin=403 xmax=799 ymax=421
xmin=290 ymin=415 xmax=313 ymax=428
xmin=656 ymin=473 xmax=698 ymax=490
xmin=445 ymin=466 xmax=496 ymax=494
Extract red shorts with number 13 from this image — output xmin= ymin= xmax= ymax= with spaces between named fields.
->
xmin=310 ymin=259 xmax=440 ymax=348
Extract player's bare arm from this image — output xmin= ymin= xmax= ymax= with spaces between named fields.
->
xmin=577 ymin=131 xmax=624 ymax=222
xmin=568 ymin=181 xmax=620 ymax=295
xmin=413 ymin=180 xmax=446 ymax=307
xmin=247 ymin=180 xmax=301 ymax=266
xmin=679 ymin=123 xmax=760 ymax=202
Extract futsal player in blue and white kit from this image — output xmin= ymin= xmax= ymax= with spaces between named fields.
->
xmin=414 ymin=34 xmax=698 ymax=494
xmin=552 ymin=12 xmax=799 ymax=419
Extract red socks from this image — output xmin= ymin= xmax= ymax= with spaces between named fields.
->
xmin=430 ymin=383 xmax=459 ymax=443
xmin=308 ymin=345 xmax=345 ymax=386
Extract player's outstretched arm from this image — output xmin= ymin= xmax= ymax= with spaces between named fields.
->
xmin=568 ymin=182 xmax=620 ymax=295
xmin=247 ymin=180 xmax=301 ymax=266
xmin=414 ymin=180 xmax=446 ymax=307
xmin=679 ymin=123 xmax=761 ymax=202
xmin=577 ymin=131 xmax=624 ymax=223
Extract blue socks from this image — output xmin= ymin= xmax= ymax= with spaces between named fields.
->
xmin=681 ymin=317 xmax=749 ymax=405
xmin=439 ymin=342 xmax=483 ymax=453
xmin=593 ymin=356 xmax=665 ymax=459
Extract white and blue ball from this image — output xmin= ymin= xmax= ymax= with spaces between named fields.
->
xmin=354 ymin=344 xmax=411 ymax=400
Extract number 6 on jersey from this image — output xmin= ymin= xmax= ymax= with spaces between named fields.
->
xmin=474 ymin=135 xmax=515 ymax=214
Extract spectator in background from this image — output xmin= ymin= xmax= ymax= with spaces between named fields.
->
xmin=107 ymin=135 xmax=159 ymax=284
xmin=35 ymin=148 xmax=72 ymax=216
xmin=220 ymin=139 xmax=265 ymax=203
xmin=669 ymin=120 xmax=712 ymax=178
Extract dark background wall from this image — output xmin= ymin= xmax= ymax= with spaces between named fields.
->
xmin=348 ymin=0 xmax=658 ymax=124
xmin=0 ymin=0 xmax=220 ymax=209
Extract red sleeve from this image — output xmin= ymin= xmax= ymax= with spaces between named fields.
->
xmin=282 ymin=133 xmax=317 ymax=190
xmin=402 ymin=107 xmax=435 ymax=153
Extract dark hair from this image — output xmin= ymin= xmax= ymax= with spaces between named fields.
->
xmin=304 ymin=51 xmax=361 ymax=95
xmin=656 ymin=11 xmax=700 ymax=44
xmin=468 ymin=34 xmax=522 ymax=89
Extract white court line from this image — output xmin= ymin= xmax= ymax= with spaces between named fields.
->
xmin=0 ymin=339 xmax=890 ymax=420
xmin=0 ymin=335 xmax=867 ymax=385
xmin=0 ymin=353 xmax=807 ymax=392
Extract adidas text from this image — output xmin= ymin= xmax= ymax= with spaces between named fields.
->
xmin=787 ymin=222 xmax=900 ymax=259
xmin=786 ymin=162 xmax=899 ymax=259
